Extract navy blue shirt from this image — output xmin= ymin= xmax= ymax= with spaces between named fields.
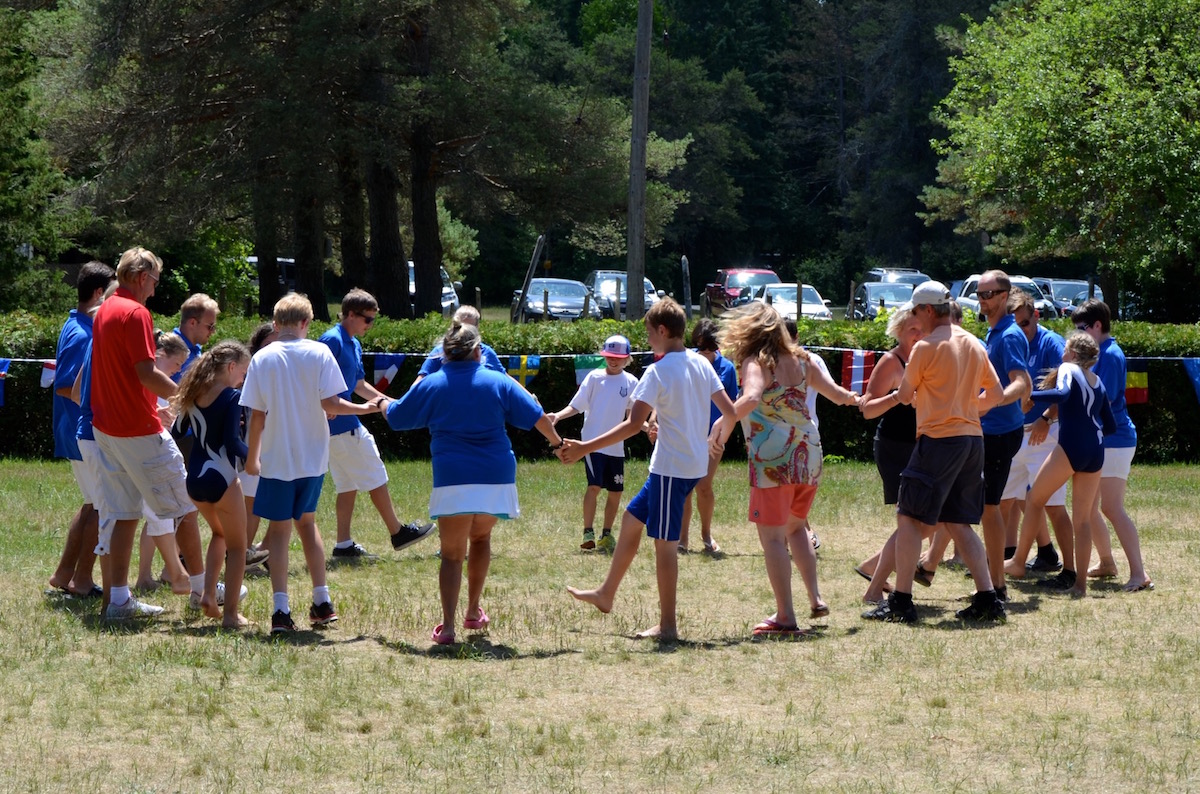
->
xmin=981 ymin=313 xmax=1028 ymax=434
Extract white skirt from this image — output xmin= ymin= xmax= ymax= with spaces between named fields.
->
xmin=429 ymin=483 xmax=520 ymax=520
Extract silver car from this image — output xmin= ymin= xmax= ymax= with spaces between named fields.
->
xmin=753 ymin=283 xmax=833 ymax=321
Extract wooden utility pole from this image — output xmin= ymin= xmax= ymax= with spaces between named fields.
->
xmin=625 ymin=0 xmax=653 ymax=320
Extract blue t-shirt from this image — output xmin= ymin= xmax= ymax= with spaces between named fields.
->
xmin=53 ymin=310 xmax=92 ymax=460
xmin=707 ymin=351 xmax=739 ymax=428
xmin=319 ymin=323 xmax=366 ymax=435
xmin=385 ymin=360 xmax=544 ymax=488
xmin=171 ymin=328 xmax=203 ymax=382
xmin=981 ymin=313 xmax=1028 ymax=434
xmin=76 ymin=342 xmax=95 ymax=442
xmin=1094 ymin=337 xmax=1137 ymax=448
xmin=419 ymin=341 xmax=506 ymax=377
xmin=1023 ymin=325 xmax=1065 ymax=424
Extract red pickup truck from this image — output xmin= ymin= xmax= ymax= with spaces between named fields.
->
xmin=702 ymin=268 xmax=781 ymax=317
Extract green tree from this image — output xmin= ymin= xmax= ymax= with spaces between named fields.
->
xmin=923 ymin=0 xmax=1200 ymax=320
xmin=0 ymin=8 xmax=77 ymax=314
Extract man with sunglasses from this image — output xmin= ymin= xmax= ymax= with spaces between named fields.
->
xmin=999 ymin=289 xmax=1069 ymax=581
xmin=974 ymin=270 xmax=1032 ymax=600
xmin=320 ymin=289 xmax=434 ymax=562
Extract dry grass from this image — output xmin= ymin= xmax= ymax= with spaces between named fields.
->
xmin=1 ymin=458 xmax=1197 ymax=793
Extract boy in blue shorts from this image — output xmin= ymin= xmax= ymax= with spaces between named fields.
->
xmin=548 ymin=334 xmax=638 ymax=552
xmin=563 ymin=299 xmax=737 ymax=640
xmin=241 ymin=293 xmax=385 ymax=634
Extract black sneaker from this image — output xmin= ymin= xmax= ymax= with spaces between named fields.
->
xmin=1026 ymin=556 xmax=1063 ymax=574
xmin=861 ymin=593 xmax=918 ymax=624
xmin=995 ymin=585 xmax=1008 ymax=603
xmin=391 ymin=521 xmax=435 ymax=552
xmin=955 ymin=592 xmax=1006 ymax=622
xmin=271 ymin=610 xmax=296 ymax=634
xmin=1036 ymin=570 xmax=1077 ymax=590
xmin=332 ymin=542 xmax=377 ymax=561
xmin=309 ymin=601 xmax=338 ymax=627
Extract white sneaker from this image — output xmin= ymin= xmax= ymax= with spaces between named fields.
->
xmin=106 ymin=597 xmax=165 ymax=620
xmin=188 ymin=582 xmax=249 ymax=610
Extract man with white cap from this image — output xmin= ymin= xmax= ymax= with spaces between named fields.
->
xmin=860 ymin=281 xmax=1007 ymax=623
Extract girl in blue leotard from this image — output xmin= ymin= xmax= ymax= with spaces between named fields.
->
xmin=175 ymin=341 xmax=252 ymax=628
xmin=1007 ymin=332 xmax=1115 ymax=597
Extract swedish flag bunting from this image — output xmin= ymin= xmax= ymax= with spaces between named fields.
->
xmin=506 ymin=355 xmax=540 ymax=387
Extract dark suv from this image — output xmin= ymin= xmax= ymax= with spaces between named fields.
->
xmin=702 ymin=268 xmax=781 ymax=317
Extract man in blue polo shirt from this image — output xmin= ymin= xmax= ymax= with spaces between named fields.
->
xmin=975 ymin=270 xmax=1031 ymax=599
xmin=320 ymin=289 xmax=434 ymax=561
xmin=48 ymin=261 xmax=115 ymax=598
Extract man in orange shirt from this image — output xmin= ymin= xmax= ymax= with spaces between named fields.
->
xmin=860 ymin=281 xmax=1007 ymax=624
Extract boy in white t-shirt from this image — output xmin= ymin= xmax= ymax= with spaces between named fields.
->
xmin=241 ymin=293 xmax=385 ymax=634
xmin=563 ymin=299 xmax=737 ymax=641
xmin=548 ymin=335 xmax=638 ymax=552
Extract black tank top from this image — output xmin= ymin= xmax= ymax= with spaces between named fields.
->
xmin=875 ymin=354 xmax=918 ymax=442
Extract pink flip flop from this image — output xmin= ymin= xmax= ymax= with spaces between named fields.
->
xmin=463 ymin=607 xmax=490 ymax=631
xmin=431 ymin=624 xmax=456 ymax=645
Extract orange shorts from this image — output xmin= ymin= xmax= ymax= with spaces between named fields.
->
xmin=749 ymin=484 xmax=819 ymax=526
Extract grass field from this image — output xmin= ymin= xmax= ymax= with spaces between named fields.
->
xmin=2 ymin=458 xmax=1197 ymax=793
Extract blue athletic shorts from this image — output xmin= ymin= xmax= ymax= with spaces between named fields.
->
xmin=584 ymin=452 xmax=626 ymax=492
xmin=254 ymin=475 xmax=324 ymax=521
xmin=625 ymin=473 xmax=700 ymax=542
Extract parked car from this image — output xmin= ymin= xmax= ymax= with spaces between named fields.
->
xmin=1031 ymin=277 xmax=1104 ymax=313
xmin=848 ymin=282 xmax=915 ymax=321
xmin=752 ymin=283 xmax=833 ymax=321
xmin=702 ymin=268 xmax=781 ymax=317
xmin=512 ymin=278 xmax=603 ymax=322
xmin=582 ymin=270 xmax=665 ymax=318
xmin=954 ymin=274 xmax=1059 ymax=319
xmin=862 ymin=267 xmax=931 ymax=287
xmin=247 ymin=256 xmax=297 ymax=292
xmin=409 ymin=262 xmax=462 ymax=317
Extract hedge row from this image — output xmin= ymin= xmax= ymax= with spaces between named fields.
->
xmin=4 ymin=309 xmax=1200 ymax=463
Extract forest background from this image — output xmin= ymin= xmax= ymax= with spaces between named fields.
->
xmin=3 ymin=0 xmax=1199 ymax=323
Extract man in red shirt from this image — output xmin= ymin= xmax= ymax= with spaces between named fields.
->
xmin=91 ymin=247 xmax=193 ymax=620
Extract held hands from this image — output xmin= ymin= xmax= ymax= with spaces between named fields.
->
xmin=547 ymin=412 xmax=559 ymax=427
xmin=1029 ymin=417 xmax=1049 ymax=445
xmin=157 ymin=403 xmax=177 ymax=425
xmin=646 ymin=420 xmax=658 ymax=445
xmin=557 ymin=438 xmax=585 ymax=464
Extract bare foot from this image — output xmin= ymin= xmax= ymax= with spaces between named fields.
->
xmin=634 ymin=624 xmax=677 ymax=641
xmin=201 ymin=598 xmax=222 ymax=620
xmin=1122 ymin=579 xmax=1154 ymax=593
xmin=566 ymin=586 xmax=612 ymax=613
xmin=222 ymin=613 xmax=251 ymax=629
xmin=47 ymin=575 xmax=71 ymax=592
xmin=1003 ymin=560 xmax=1027 ymax=579
xmin=133 ymin=579 xmax=161 ymax=593
xmin=1067 ymin=586 xmax=1086 ymax=598
xmin=1087 ymin=562 xmax=1118 ymax=578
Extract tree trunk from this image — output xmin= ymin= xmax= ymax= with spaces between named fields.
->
xmin=366 ymin=158 xmax=412 ymax=319
xmin=293 ymin=192 xmax=329 ymax=322
xmin=337 ymin=152 xmax=369 ymax=294
xmin=251 ymin=171 xmax=282 ymax=317
xmin=410 ymin=121 xmax=444 ymax=318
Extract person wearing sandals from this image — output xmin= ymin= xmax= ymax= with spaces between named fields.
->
xmin=854 ymin=303 xmax=924 ymax=604
xmin=1002 ymin=332 xmax=1114 ymax=596
xmin=382 ymin=322 xmax=562 ymax=645
xmin=1071 ymin=299 xmax=1153 ymax=593
xmin=708 ymin=302 xmax=863 ymax=637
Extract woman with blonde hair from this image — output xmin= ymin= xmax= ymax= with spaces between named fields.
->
xmin=710 ymin=302 xmax=862 ymax=637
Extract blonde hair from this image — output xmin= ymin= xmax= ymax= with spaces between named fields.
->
xmin=885 ymin=304 xmax=917 ymax=340
xmin=116 ymin=247 xmax=162 ymax=285
xmin=181 ymin=293 xmax=220 ymax=323
xmin=1039 ymin=331 xmax=1099 ymax=389
xmin=442 ymin=322 xmax=481 ymax=362
xmin=155 ymin=331 xmax=189 ymax=360
xmin=174 ymin=340 xmax=250 ymax=414
xmin=452 ymin=305 xmax=481 ymax=326
xmin=718 ymin=301 xmax=807 ymax=372
xmin=645 ymin=297 xmax=686 ymax=339
xmin=273 ymin=293 xmax=313 ymax=327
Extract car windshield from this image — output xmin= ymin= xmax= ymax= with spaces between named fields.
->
xmin=531 ymin=280 xmax=587 ymax=298
xmin=1010 ymin=280 xmax=1048 ymax=301
xmin=408 ymin=265 xmax=451 ymax=289
xmin=865 ymin=284 xmax=914 ymax=303
xmin=596 ymin=275 xmax=655 ymax=295
xmin=730 ymin=272 xmax=780 ymax=289
xmin=765 ymin=285 xmax=822 ymax=304
xmin=882 ymin=272 xmax=928 ymax=286
xmin=1049 ymin=281 xmax=1099 ymax=301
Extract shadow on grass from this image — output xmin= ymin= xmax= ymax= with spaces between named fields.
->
xmin=372 ymin=634 xmax=580 ymax=661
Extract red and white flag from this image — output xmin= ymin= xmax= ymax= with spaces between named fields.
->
xmin=373 ymin=353 xmax=406 ymax=393
xmin=841 ymin=350 xmax=875 ymax=395
xmin=40 ymin=360 xmax=56 ymax=388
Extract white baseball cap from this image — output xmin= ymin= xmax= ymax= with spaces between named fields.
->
xmin=601 ymin=334 xmax=632 ymax=358
xmin=911 ymin=280 xmax=951 ymax=306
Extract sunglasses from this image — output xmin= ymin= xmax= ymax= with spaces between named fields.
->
xmin=358 ymin=313 xmax=376 ymax=325
xmin=976 ymin=289 xmax=1007 ymax=300
xmin=1075 ymin=323 xmax=1090 ymax=331
xmin=1017 ymin=318 xmax=1031 ymax=328
xmin=204 ymin=322 xmax=216 ymax=332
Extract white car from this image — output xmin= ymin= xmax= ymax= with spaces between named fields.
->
xmin=752 ymin=283 xmax=833 ymax=321
xmin=955 ymin=274 xmax=1059 ymax=319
